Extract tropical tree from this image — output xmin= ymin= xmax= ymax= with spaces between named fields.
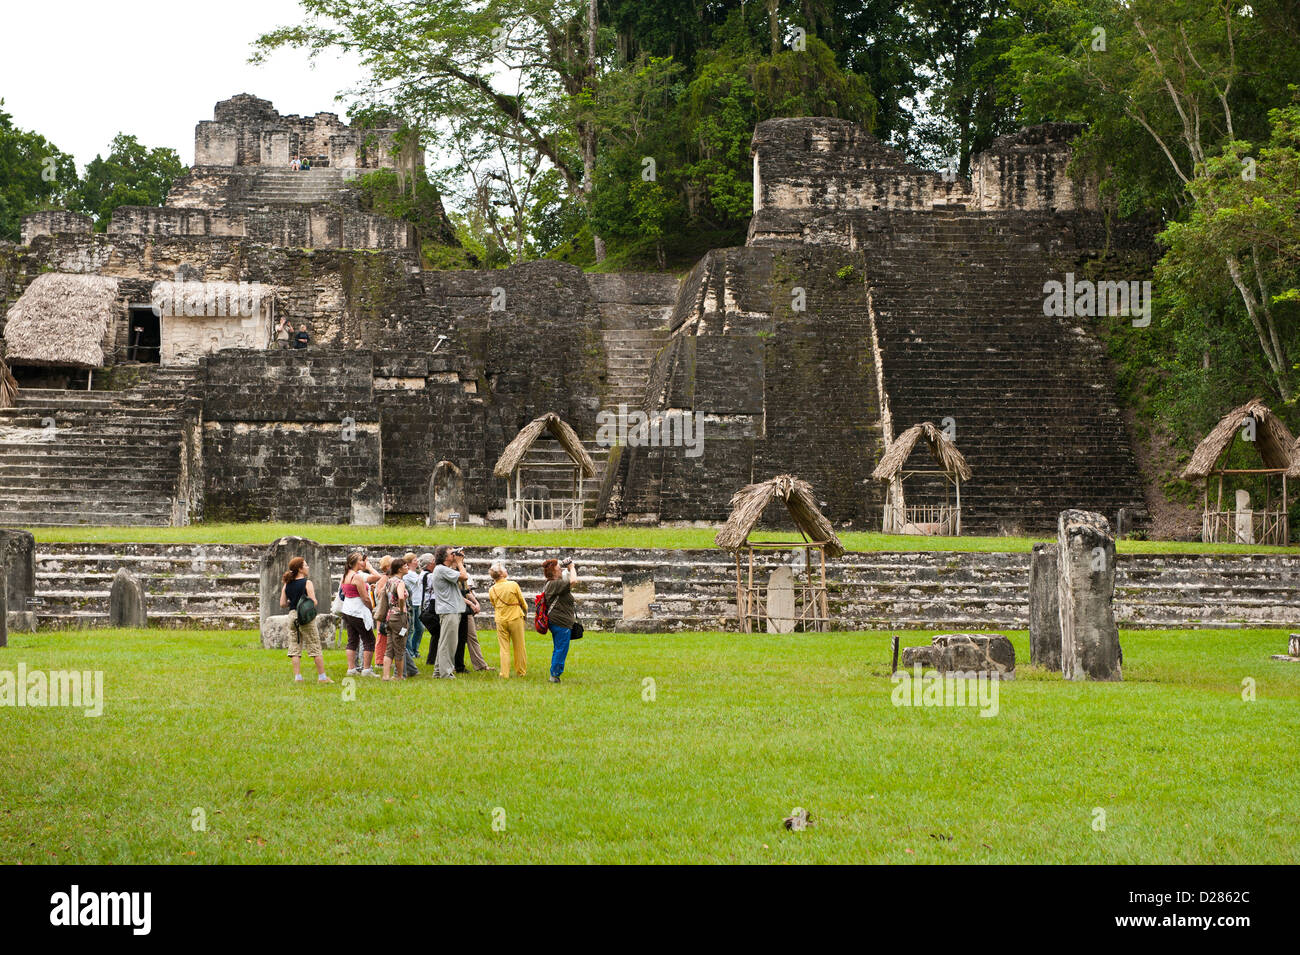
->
xmin=0 ymin=100 xmax=77 ymax=242
xmin=72 ymin=134 xmax=186 ymax=231
xmin=1160 ymin=102 xmax=1300 ymax=402
xmin=254 ymin=0 xmax=611 ymax=259
xmin=1012 ymin=0 xmax=1300 ymax=401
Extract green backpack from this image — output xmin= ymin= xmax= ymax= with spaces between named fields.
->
xmin=296 ymin=594 xmax=319 ymax=626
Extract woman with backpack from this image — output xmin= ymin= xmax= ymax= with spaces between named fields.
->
xmin=541 ymin=558 xmax=579 ymax=683
xmin=280 ymin=557 xmax=332 ymax=684
xmin=382 ymin=557 xmax=410 ymax=681
xmin=340 ymin=551 xmax=380 ymax=678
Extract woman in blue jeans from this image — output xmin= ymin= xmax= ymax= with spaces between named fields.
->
xmin=541 ymin=558 xmax=578 ymax=683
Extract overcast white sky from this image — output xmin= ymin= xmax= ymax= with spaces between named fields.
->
xmin=0 ymin=0 xmax=366 ymax=170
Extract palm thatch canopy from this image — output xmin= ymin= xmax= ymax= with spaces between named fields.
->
xmin=871 ymin=421 xmax=973 ymax=482
xmin=493 ymin=412 xmax=596 ymax=478
xmin=3 ymin=273 xmax=121 ymax=369
xmin=1181 ymin=399 xmax=1297 ymax=479
xmin=714 ymin=474 xmax=846 ymax=558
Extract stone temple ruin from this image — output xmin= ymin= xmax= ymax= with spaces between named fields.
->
xmin=0 ymin=96 xmax=1151 ymax=530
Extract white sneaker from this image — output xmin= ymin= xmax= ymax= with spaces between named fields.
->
xmin=361 ymin=668 xmax=379 ymax=678
xmin=346 ymin=668 xmax=359 ymax=676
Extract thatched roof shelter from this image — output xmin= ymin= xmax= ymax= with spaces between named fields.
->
xmin=1181 ymin=399 xmax=1296 ymax=479
xmin=871 ymin=421 xmax=972 ymax=482
xmin=2 ymin=273 xmax=122 ymax=369
xmin=493 ymin=412 xmax=596 ymax=478
xmin=714 ymin=474 xmax=845 ymax=558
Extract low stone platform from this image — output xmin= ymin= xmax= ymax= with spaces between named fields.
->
xmin=22 ymin=543 xmax=1300 ymax=633
xmin=260 ymin=612 xmax=342 ymax=650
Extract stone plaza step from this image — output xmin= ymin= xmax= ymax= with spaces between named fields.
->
xmin=27 ymin=543 xmax=1300 ymax=632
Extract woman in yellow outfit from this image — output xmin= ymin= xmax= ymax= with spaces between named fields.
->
xmin=487 ymin=561 xmax=529 ymax=678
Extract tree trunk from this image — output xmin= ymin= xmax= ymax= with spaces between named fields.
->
xmin=1225 ymin=252 xmax=1291 ymax=400
xmin=586 ymin=0 xmax=606 ymax=263
xmin=768 ymin=0 xmax=781 ymax=54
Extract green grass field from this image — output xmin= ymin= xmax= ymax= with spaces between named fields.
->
xmin=2 ymin=627 xmax=1297 ymax=864
xmin=24 ymin=522 xmax=1299 ymax=554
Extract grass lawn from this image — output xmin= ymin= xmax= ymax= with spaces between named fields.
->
xmin=24 ymin=522 xmax=1299 ymax=555
xmin=1 ymin=627 xmax=1297 ymax=864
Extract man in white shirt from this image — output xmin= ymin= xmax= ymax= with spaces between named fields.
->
xmin=431 ymin=545 xmax=468 ymax=679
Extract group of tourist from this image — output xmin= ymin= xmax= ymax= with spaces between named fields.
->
xmin=278 ymin=546 xmax=580 ymax=685
xmin=288 ymin=155 xmax=313 ymax=171
xmin=274 ymin=316 xmax=310 ymax=350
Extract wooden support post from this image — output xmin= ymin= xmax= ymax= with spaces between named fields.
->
xmin=891 ymin=635 xmax=899 ymax=675
xmin=747 ymin=547 xmax=755 ymax=634
xmin=1203 ymin=479 xmax=1210 ymax=542
xmin=735 ymin=555 xmax=744 ymax=634
xmin=955 ymin=479 xmax=962 ymax=536
xmin=818 ymin=545 xmax=828 ymax=630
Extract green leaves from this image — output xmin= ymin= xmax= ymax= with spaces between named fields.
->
xmin=0 ymin=100 xmax=78 ymax=242
xmin=72 ymin=134 xmax=186 ymax=232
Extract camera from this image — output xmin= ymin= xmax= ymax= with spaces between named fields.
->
xmin=561 ymin=557 xmax=574 ymax=568
xmin=451 ymin=546 xmax=466 ymax=557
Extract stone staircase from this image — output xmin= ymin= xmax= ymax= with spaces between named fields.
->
xmin=35 ymin=543 xmax=260 ymax=629
xmin=602 ymin=328 xmax=669 ymax=409
xmin=241 ymin=167 xmax=357 ymax=206
xmin=30 ymin=544 xmax=1300 ymax=632
xmin=0 ymin=369 xmax=200 ymax=527
xmin=595 ymin=287 xmax=672 ymax=412
xmin=864 ymin=211 xmax=1148 ymax=533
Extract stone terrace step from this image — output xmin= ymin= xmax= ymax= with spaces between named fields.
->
xmin=864 ymin=213 xmax=1148 ymax=534
xmin=29 ymin=544 xmax=1300 ymax=631
xmin=0 ymin=378 xmax=194 ymax=528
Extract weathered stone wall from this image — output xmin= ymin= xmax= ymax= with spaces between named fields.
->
xmin=109 ymin=204 xmax=414 ymax=250
xmin=749 ymin=117 xmax=1099 ymax=242
xmin=972 ymin=124 xmax=1100 ymax=212
xmin=244 ymin=207 xmax=414 ymax=250
xmin=750 ymin=118 xmax=973 ymax=229
xmin=612 ymin=245 xmax=884 ymax=524
xmin=199 ymin=94 xmax=403 ymax=169
xmin=163 ymin=168 xmax=250 ymax=211
xmin=200 ymin=350 xmax=382 ymax=523
xmin=20 ymin=210 xmax=94 ymax=245
xmin=108 ymin=207 xmax=246 ymax=238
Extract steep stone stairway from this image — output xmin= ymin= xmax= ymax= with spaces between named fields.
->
xmin=242 ymin=167 xmax=356 ymax=206
xmin=0 ymin=370 xmax=199 ymax=526
xmin=602 ymin=327 xmax=669 ymax=409
xmin=31 ymin=544 xmax=1300 ymax=632
xmin=596 ymin=288 xmax=672 ymax=412
xmin=863 ymin=211 xmax=1148 ymax=533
